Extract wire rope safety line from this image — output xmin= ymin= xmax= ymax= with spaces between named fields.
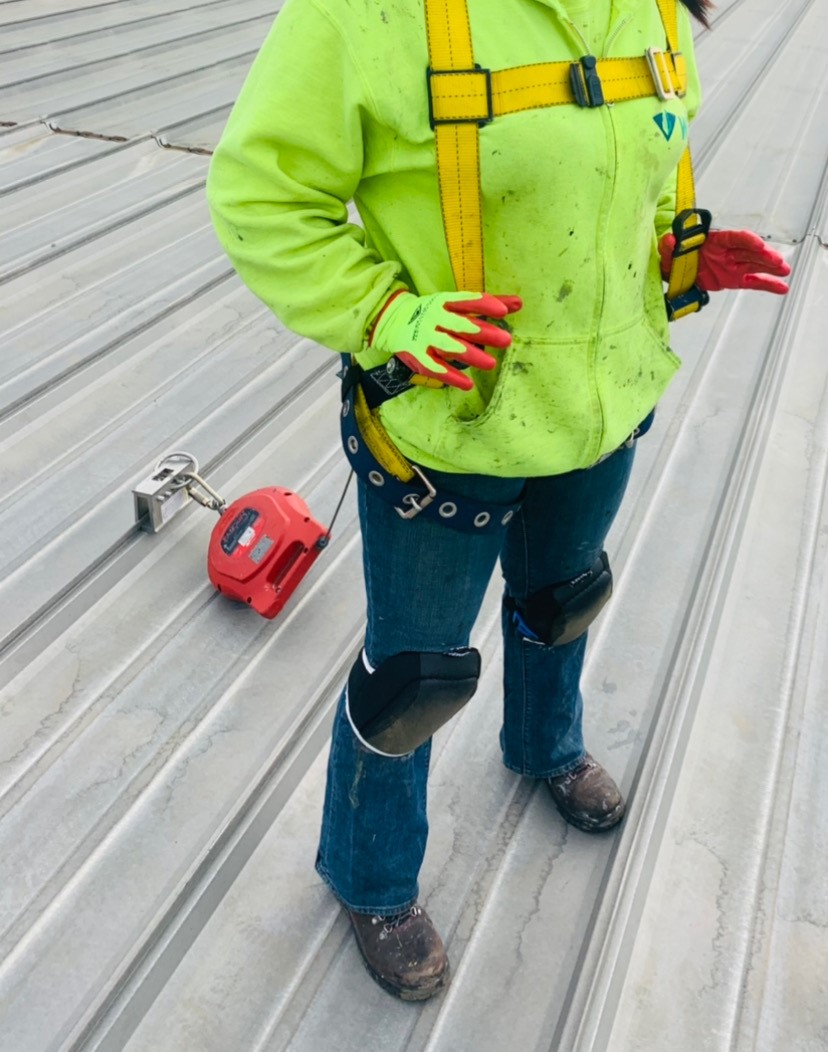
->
xmin=132 ymin=452 xmax=351 ymax=619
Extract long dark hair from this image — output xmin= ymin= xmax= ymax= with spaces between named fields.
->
xmin=680 ymin=0 xmax=713 ymax=26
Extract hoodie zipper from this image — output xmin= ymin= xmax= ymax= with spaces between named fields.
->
xmin=565 ymin=14 xmax=631 ymax=462
xmin=605 ymin=15 xmax=632 ymax=53
xmin=561 ymin=10 xmax=640 ymax=462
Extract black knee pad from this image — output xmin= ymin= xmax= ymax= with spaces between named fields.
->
xmin=506 ymin=551 xmax=613 ymax=646
xmin=346 ymin=647 xmax=481 ymax=757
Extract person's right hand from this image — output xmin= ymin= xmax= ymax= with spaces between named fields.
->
xmin=369 ymin=290 xmax=522 ymax=391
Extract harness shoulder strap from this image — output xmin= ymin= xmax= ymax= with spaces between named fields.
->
xmin=424 ymin=0 xmax=708 ymax=317
xmin=655 ymin=0 xmax=710 ymax=319
xmin=424 ymin=0 xmax=485 ymax=290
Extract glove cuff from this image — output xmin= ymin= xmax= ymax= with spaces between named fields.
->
xmin=658 ymin=233 xmax=676 ymax=281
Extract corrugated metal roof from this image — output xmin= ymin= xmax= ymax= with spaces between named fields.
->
xmin=0 ymin=0 xmax=272 ymax=145
xmin=1 ymin=1 xmax=826 ymax=1050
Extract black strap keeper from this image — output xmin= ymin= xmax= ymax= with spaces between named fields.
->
xmin=570 ymin=55 xmax=604 ymax=108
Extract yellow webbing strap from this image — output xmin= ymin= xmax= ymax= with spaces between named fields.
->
xmin=353 ymin=381 xmax=416 ymax=482
xmin=424 ymin=0 xmax=485 ymax=289
xmin=656 ymin=0 xmax=679 ymax=49
xmin=435 ymin=123 xmax=485 ymax=290
xmin=664 ymin=151 xmax=708 ymax=318
xmin=424 ymin=0 xmax=706 ymax=318
xmin=429 ymin=53 xmax=687 ymax=123
xmin=655 ymin=0 xmax=708 ymax=318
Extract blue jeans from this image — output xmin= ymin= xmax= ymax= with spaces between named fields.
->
xmin=316 ymin=444 xmax=636 ymax=915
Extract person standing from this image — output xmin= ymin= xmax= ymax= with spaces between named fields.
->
xmin=207 ymin=0 xmax=790 ymax=1001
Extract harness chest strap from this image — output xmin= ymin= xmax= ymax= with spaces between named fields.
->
xmin=428 ymin=52 xmax=688 ymax=125
xmin=424 ymin=0 xmax=709 ymax=318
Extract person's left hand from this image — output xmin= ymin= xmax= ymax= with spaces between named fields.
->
xmin=659 ymin=229 xmax=791 ymax=294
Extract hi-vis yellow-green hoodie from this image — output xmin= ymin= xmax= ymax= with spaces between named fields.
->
xmin=207 ymin=0 xmax=701 ymax=476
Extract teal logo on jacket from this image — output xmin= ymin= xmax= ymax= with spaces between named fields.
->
xmin=653 ymin=112 xmax=688 ymax=141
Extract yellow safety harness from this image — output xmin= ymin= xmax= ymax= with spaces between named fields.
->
xmin=342 ymin=0 xmax=710 ymax=523
xmin=425 ymin=0 xmax=711 ymax=319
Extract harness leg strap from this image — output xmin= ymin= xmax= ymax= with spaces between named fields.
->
xmin=346 ymin=648 xmax=481 ymax=756
xmin=506 ymin=552 xmax=613 ymax=646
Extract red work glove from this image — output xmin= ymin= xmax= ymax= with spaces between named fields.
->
xmin=659 ymin=229 xmax=791 ymax=294
xmin=370 ymin=290 xmax=523 ymax=391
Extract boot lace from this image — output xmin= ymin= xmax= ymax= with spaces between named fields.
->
xmin=371 ymin=905 xmax=422 ymax=939
xmin=552 ymin=755 xmax=596 ymax=786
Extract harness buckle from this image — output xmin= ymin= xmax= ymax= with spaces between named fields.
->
xmin=664 ymin=284 xmax=710 ymax=321
xmin=395 ymin=465 xmax=437 ymax=519
xmin=671 ymin=207 xmax=712 ymax=257
xmin=646 ymin=48 xmax=682 ymax=101
xmin=665 ymin=209 xmax=712 ymax=320
xmin=570 ymin=55 xmax=604 ymax=108
xmin=427 ymin=65 xmax=493 ymax=128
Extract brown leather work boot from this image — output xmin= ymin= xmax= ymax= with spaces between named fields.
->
xmin=547 ymin=753 xmax=625 ymax=832
xmin=347 ymin=904 xmax=450 ymax=1001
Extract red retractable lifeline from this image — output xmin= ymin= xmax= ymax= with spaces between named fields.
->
xmin=135 ymin=452 xmax=351 ymax=620
xmin=207 ymin=487 xmax=328 ymax=619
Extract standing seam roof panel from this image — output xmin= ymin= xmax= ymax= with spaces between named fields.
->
xmin=0 ymin=1 xmax=825 ymax=1050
